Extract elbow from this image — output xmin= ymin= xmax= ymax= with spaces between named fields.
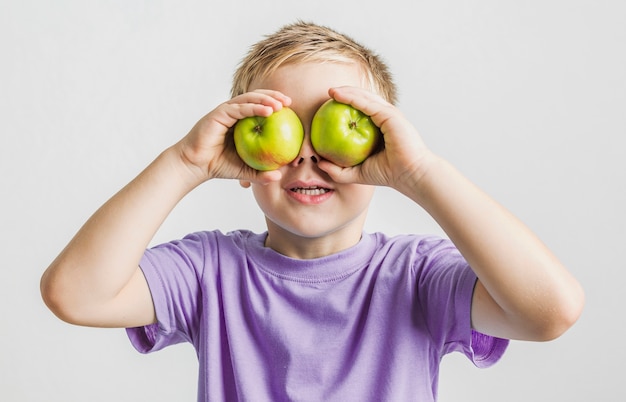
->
xmin=40 ymin=268 xmax=81 ymax=325
xmin=533 ymin=282 xmax=586 ymax=342
xmin=40 ymin=270 xmax=66 ymax=322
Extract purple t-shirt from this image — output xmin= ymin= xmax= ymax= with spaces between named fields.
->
xmin=127 ymin=230 xmax=508 ymax=401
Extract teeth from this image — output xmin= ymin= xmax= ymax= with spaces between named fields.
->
xmin=291 ymin=186 xmax=329 ymax=196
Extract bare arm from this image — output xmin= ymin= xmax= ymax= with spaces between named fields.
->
xmin=401 ymin=156 xmax=584 ymax=341
xmin=322 ymin=86 xmax=585 ymax=341
xmin=41 ymin=149 xmax=199 ymax=327
xmin=40 ymin=90 xmax=291 ymax=328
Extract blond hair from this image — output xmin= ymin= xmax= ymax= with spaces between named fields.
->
xmin=231 ymin=21 xmax=397 ymax=104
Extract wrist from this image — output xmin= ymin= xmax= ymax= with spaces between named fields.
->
xmin=399 ymin=155 xmax=473 ymax=216
xmin=159 ymin=145 xmax=211 ymax=193
xmin=393 ymin=149 xmax=442 ymax=199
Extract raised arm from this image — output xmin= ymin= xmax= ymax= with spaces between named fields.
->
xmin=321 ymin=86 xmax=585 ymax=341
xmin=40 ymin=90 xmax=291 ymax=328
xmin=402 ymin=156 xmax=584 ymax=341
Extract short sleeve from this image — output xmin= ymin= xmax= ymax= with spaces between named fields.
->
xmin=414 ymin=237 xmax=509 ymax=368
xmin=469 ymin=329 xmax=508 ymax=368
xmin=126 ymin=232 xmax=207 ymax=353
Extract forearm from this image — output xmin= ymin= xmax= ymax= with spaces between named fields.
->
xmin=400 ymin=155 xmax=584 ymax=339
xmin=322 ymin=86 xmax=583 ymax=338
xmin=41 ymin=91 xmax=292 ymax=326
xmin=41 ymin=146 xmax=201 ymax=321
xmin=403 ymin=156 xmax=548 ymax=290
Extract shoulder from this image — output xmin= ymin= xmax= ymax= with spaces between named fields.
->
xmin=366 ymin=232 xmax=470 ymax=285
xmin=368 ymin=232 xmax=459 ymax=261
xmin=155 ymin=229 xmax=263 ymax=251
xmin=143 ymin=230 xmax=265 ymax=272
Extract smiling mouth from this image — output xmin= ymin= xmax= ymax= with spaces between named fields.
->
xmin=290 ymin=186 xmax=331 ymax=196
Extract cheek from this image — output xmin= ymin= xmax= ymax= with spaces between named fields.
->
xmin=347 ymin=185 xmax=376 ymax=207
xmin=330 ymin=184 xmax=376 ymax=216
xmin=250 ymin=183 xmax=278 ymax=214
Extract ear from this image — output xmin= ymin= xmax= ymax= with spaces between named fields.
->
xmin=239 ymin=180 xmax=251 ymax=189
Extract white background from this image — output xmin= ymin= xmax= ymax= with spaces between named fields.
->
xmin=1 ymin=0 xmax=624 ymax=401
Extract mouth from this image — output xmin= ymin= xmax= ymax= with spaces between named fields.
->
xmin=289 ymin=186 xmax=331 ymax=196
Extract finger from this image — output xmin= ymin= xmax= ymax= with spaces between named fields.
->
xmin=317 ymin=160 xmax=361 ymax=184
xmin=252 ymin=169 xmax=283 ymax=184
xmin=329 ymin=86 xmax=391 ymax=110
xmin=222 ymin=91 xmax=293 ymax=123
xmin=212 ymin=101 xmax=277 ymax=130
xmin=231 ymin=103 xmax=276 ymax=119
xmin=250 ymin=89 xmax=292 ymax=106
xmin=234 ymin=165 xmax=283 ymax=185
xmin=328 ymin=86 xmax=395 ymax=129
xmin=230 ymin=90 xmax=291 ymax=109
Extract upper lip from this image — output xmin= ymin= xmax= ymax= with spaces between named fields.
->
xmin=285 ymin=179 xmax=333 ymax=191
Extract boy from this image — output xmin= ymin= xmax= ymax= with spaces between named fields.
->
xmin=41 ymin=21 xmax=584 ymax=401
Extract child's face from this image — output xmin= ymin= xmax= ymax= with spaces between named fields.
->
xmin=244 ymin=62 xmax=376 ymax=257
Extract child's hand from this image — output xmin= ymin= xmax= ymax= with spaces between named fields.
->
xmin=318 ymin=87 xmax=434 ymax=194
xmin=175 ymin=90 xmax=291 ymax=185
xmin=323 ymin=90 xmax=584 ymax=343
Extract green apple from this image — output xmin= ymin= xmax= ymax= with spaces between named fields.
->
xmin=310 ymin=99 xmax=381 ymax=167
xmin=233 ymin=107 xmax=304 ymax=171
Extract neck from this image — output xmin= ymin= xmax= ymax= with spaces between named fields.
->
xmin=264 ymin=222 xmax=364 ymax=260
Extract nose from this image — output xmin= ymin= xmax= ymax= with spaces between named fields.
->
xmin=291 ymin=136 xmax=320 ymax=166
xmin=294 ymin=155 xmax=318 ymax=165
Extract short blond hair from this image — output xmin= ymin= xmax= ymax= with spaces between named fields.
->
xmin=231 ymin=21 xmax=397 ymax=104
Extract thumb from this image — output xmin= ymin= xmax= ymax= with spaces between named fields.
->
xmin=317 ymin=160 xmax=361 ymax=184
xmin=251 ymin=169 xmax=283 ymax=184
